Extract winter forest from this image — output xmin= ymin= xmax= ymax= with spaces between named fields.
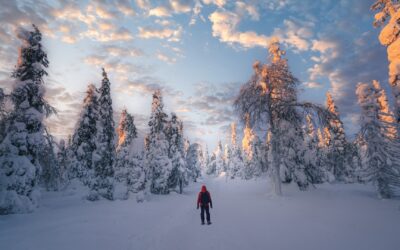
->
xmin=1 ymin=1 xmax=400 ymax=250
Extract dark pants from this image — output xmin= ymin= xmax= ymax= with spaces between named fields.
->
xmin=200 ymin=205 xmax=210 ymax=223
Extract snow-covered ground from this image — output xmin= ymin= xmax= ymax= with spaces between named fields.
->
xmin=1 ymin=177 xmax=399 ymax=250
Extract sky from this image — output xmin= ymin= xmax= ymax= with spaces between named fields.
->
xmin=0 ymin=0 xmax=390 ymax=150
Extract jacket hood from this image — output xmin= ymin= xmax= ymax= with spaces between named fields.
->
xmin=201 ymin=185 xmax=207 ymax=192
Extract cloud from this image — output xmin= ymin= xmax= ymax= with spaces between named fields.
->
xmin=162 ymin=44 xmax=185 ymax=58
xmin=303 ymin=82 xmax=323 ymax=89
xmin=156 ymin=52 xmax=177 ymax=64
xmin=209 ymin=10 xmax=270 ymax=49
xmin=149 ymin=6 xmax=171 ymax=17
xmin=235 ymin=1 xmax=260 ymax=21
xmin=308 ymin=31 xmax=388 ymax=123
xmin=135 ymin=0 xmax=151 ymax=10
xmin=83 ymin=43 xmax=148 ymax=81
xmin=138 ymin=26 xmax=182 ymax=42
xmin=273 ymin=19 xmax=314 ymax=51
xmin=169 ymin=0 xmax=192 ymax=13
xmin=209 ymin=8 xmax=310 ymax=51
xmin=187 ymin=82 xmax=241 ymax=126
xmin=88 ymin=3 xmax=119 ymax=20
xmin=84 ymin=55 xmax=106 ymax=66
xmin=84 ymin=55 xmax=147 ymax=77
xmin=103 ymin=44 xmax=144 ymax=57
xmin=84 ymin=44 xmax=144 ymax=62
xmin=189 ymin=0 xmax=205 ymax=26
xmin=116 ymin=0 xmax=136 ymax=16
xmin=202 ymin=0 xmax=226 ymax=8
xmin=81 ymin=26 xmax=133 ymax=42
xmin=50 ymin=2 xmax=136 ymax=43
xmin=97 ymin=21 xmax=116 ymax=31
xmin=311 ymin=39 xmax=338 ymax=54
xmin=116 ymin=76 xmax=182 ymax=97
xmin=145 ymin=0 xmax=194 ymax=17
xmin=52 ymin=4 xmax=96 ymax=26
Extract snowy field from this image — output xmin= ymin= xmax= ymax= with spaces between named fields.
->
xmin=1 ymin=177 xmax=400 ymax=250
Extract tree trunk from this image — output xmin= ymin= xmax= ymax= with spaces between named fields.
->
xmin=270 ymin=136 xmax=282 ymax=196
xmin=267 ymin=119 xmax=282 ymax=195
xmin=179 ymin=178 xmax=183 ymax=194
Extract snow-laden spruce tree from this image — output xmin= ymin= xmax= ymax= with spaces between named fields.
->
xmin=56 ymin=139 xmax=70 ymax=188
xmin=186 ymin=142 xmax=203 ymax=183
xmin=0 ymin=87 xmax=4 ymax=108
xmin=234 ymin=38 xmax=335 ymax=195
xmin=39 ymin=130 xmax=61 ymax=191
xmin=228 ymin=123 xmax=244 ymax=179
xmin=241 ymin=114 xmax=261 ymax=179
xmin=277 ymin=120 xmax=308 ymax=188
xmin=0 ymin=25 xmax=55 ymax=214
xmin=303 ymin=114 xmax=327 ymax=184
xmin=214 ymin=141 xmax=225 ymax=176
xmin=372 ymin=0 xmax=400 ymax=122
xmin=372 ymin=80 xmax=398 ymax=138
xmin=202 ymin=145 xmax=210 ymax=174
xmin=323 ymin=92 xmax=350 ymax=181
xmin=89 ymin=68 xmax=115 ymax=200
xmin=146 ymin=90 xmax=172 ymax=194
xmin=223 ymin=144 xmax=231 ymax=174
xmin=166 ymin=113 xmax=187 ymax=193
xmin=206 ymin=152 xmax=217 ymax=175
xmin=114 ymin=109 xmax=145 ymax=198
xmin=350 ymin=81 xmax=397 ymax=184
xmin=356 ymin=81 xmax=400 ymax=198
xmin=69 ymin=84 xmax=98 ymax=184
xmin=183 ymin=138 xmax=190 ymax=158
xmin=0 ymin=88 xmax=7 ymax=143
xmin=116 ymin=109 xmax=137 ymax=153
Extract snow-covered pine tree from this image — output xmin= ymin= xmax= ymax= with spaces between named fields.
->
xmin=356 ymin=81 xmax=400 ymax=198
xmin=371 ymin=0 xmax=400 ymax=122
xmin=223 ymin=144 xmax=231 ymax=174
xmin=372 ymin=80 xmax=398 ymax=138
xmin=69 ymin=84 xmax=98 ymax=184
xmin=324 ymin=92 xmax=350 ymax=181
xmin=183 ymin=138 xmax=190 ymax=158
xmin=214 ymin=141 xmax=225 ymax=176
xmin=116 ymin=109 xmax=137 ymax=153
xmin=39 ymin=129 xmax=61 ymax=191
xmin=202 ymin=145 xmax=210 ymax=174
xmin=0 ymin=25 xmax=55 ymax=214
xmin=186 ymin=143 xmax=203 ymax=183
xmin=228 ymin=123 xmax=244 ymax=179
xmin=315 ymin=128 xmax=332 ymax=180
xmin=241 ymin=114 xmax=260 ymax=179
xmin=277 ymin=120 xmax=308 ymax=188
xmin=166 ymin=113 xmax=187 ymax=193
xmin=206 ymin=152 xmax=217 ymax=175
xmin=146 ymin=90 xmax=172 ymax=194
xmin=303 ymin=114 xmax=326 ymax=184
xmin=56 ymin=139 xmax=70 ymax=187
xmin=89 ymin=68 xmax=116 ymax=200
xmin=0 ymin=87 xmax=8 ymax=143
xmin=235 ymin=38 xmax=335 ymax=195
xmin=114 ymin=109 xmax=144 ymax=198
xmin=0 ymin=87 xmax=4 ymax=110
xmin=64 ymin=135 xmax=77 ymax=181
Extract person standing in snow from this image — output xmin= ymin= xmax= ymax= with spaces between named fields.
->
xmin=197 ymin=185 xmax=213 ymax=225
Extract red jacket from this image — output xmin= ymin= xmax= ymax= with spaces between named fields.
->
xmin=197 ymin=185 xmax=212 ymax=208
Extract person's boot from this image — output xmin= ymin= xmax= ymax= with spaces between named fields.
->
xmin=207 ymin=221 xmax=212 ymax=225
xmin=201 ymin=221 xmax=205 ymax=225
